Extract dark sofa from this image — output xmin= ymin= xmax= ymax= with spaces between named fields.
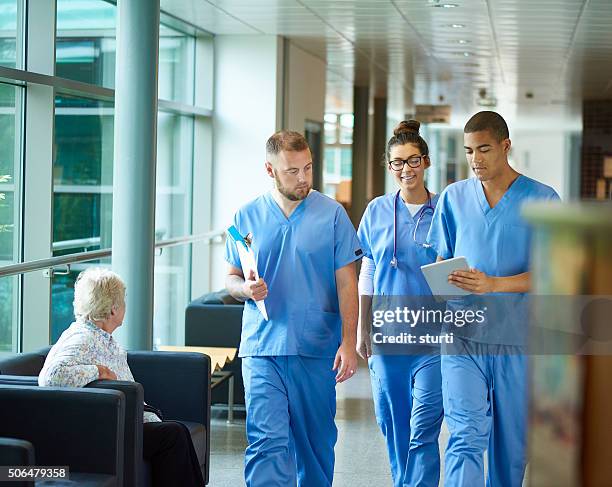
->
xmin=0 ymin=384 xmax=125 ymax=486
xmin=0 ymin=349 xmax=211 ymax=486
xmin=185 ymin=291 xmax=245 ymax=406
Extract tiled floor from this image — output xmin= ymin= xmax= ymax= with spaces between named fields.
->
xmin=208 ymin=364 xmax=450 ymax=486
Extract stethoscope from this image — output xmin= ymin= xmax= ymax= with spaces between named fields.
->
xmin=390 ymin=188 xmax=434 ymax=269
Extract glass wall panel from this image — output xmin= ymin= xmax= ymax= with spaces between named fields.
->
xmin=56 ymin=0 xmax=117 ymax=88
xmin=56 ymin=0 xmax=195 ymax=105
xmin=0 ymin=0 xmax=21 ymax=69
xmin=159 ymin=24 xmax=195 ymax=105
xmin=0 ymin=82 xmax=21 ymax=352
xmin=51 ymin=94 xmax=114 ymax=339
xmin=153 ymin=245 xmax=190 ymax=347
xmin=153 ymin=111 xmax=194 ymax=346
xmin=323 ymin=112 xmax=353 ymax=204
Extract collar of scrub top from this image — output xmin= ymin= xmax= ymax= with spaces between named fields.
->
xmin=391 ymin=188 xmax=434 ymax=269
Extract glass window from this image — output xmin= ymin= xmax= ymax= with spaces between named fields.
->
xmin=339 ymin=114 xmax=354 ymax=144
xmin=155 ymin=112 xmax=193 ymax=240
xmin=56 ymin=0 xmax=117 ymax=88
xmin=0 ymin=82 xmax=22 ymax=351
xmin=51 ymin=95 xmax=114 ymax=339
xmin=153 ymin=245 xmax=191 ymax=346
xmin=340 ymin=147 xmax=352 ymax=178
xmin=159 ymin=24 xmax=195 ymax=105
xmin=324 ymin=147 xmax=337 ymax=176
xmin=323 ymin=113 xmax=353 ymax=205
xmin=0 ymin=0 xmax=20 ymax=69
xmin=56 ymin=0 xmax=195 ymax=105
xmin=153 ymin=111 xmax=194 ymax=346
xmin=324 ymin=122 xmax=336 ymax=144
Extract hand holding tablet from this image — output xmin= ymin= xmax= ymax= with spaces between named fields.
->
xmin=420 ymin=257 xmax=471 ymax=296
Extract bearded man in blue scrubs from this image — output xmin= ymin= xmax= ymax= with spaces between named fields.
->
xmin=225 ymin=130 xmax=361 ymax=487
xmin=427 ymin=111 xmax=560 ymax=487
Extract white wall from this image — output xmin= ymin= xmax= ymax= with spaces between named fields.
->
xmin=407 ymin=128 xmax=575 ymax=201
xmin=283 ymin=41 xmax=326 ymax=132
xmin=509 ymin=131 xmax=569 ymax=200
xmin=210 ymin=35 xmax=283 ymax=290
xmin=209 ymin=37 xmax=329 ymax=291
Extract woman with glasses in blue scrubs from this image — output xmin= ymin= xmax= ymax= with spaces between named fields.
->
xmin=357 ymin=120 xmax=443 ymax=487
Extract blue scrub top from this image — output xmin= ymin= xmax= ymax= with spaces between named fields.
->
xmin=357 ymin=191 xmax=439 ymax=296
xmin=427 ymin=175 xmax=560 ymax=345
xmin=358 ymin=192 xmax=441 ymax=351
xmin=225 ymin=190 xmax=362 ymax=358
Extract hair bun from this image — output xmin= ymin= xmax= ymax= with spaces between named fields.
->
xmin=393 ymin=120 xmax=420 ymax=136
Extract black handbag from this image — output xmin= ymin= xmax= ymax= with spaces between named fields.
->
xmin=143 ymin=403 xmax=164 ymax=421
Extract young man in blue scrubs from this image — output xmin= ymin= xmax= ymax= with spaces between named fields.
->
xmin=225 ymin=130 xmax=362 ymax=487
xmin=427 ymin=111 xmax=560 ymax=486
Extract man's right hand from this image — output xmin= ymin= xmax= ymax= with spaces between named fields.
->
xmin=97 ymin=365 xmax=117 ymax=380
xmin=242 ymin=269 xmax=268 ymax=301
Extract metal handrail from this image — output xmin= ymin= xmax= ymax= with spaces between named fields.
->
xmin=0 ymin=66 xmax=213 ymax=117
xmin=52 ymin=236 xmax=101 ymax=252
xmin=0 ymin=230 xmax=226 ymax=278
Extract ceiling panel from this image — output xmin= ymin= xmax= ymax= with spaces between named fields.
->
xmin=160 ymin=0 xmax=611 ymax=125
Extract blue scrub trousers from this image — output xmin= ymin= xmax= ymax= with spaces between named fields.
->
xmin=242 ymin=355 xmax=337 ymax=487
xmin=442 ymin=337 xmax=528 ymax=487
xmin=369 ymin=354 xmax=443 ymax=487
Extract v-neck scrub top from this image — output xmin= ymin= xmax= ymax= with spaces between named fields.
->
xmin=427 ymin=175 xmax=560 ymax=345
xmin=225 ymin=190 xmax=363 ymax=358
xmin=357 ymin=192 xmax=440 ymax=296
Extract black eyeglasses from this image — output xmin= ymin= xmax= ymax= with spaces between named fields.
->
xmin=388 ymin=155 xmax=426 ymax=171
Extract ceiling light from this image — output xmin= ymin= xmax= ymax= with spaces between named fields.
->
xmin=477 ymin=88 xmax=497 ymax=107
xmin=456 ymin=39 xmax=470 ymax=44
xmin=429 ymin=0 xmax=460 ymax=7
xmin=449 ymin=24 xmax=465 ymax=28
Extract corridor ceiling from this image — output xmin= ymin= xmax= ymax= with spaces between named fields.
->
xmin=162 ymin=0 xmax=612 ymax=127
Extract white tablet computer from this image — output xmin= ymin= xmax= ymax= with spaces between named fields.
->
xmin=420 ymin=256 xmax=471 ymax=296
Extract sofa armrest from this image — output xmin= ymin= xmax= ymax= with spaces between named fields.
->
xmin=0 ymin=349 xmax=48 ymax=376
xmin=0 ymin=375 xmax=38 ymax=386
xmin=127 ymin=351 xmax=210 ymax=424
xmin=0 ymin=385 xmax=124 ymax=479
xmin=0 ymin=437 xmax=35 ymax=466
xmin=86 ymin=380 xmax=143 ymax=487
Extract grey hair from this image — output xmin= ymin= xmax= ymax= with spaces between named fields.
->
xmin=73 ymin=267 xmax=125 ymax=322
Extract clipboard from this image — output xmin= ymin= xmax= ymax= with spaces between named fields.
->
xmin=227 ymin=225 xmax=269 ymax=320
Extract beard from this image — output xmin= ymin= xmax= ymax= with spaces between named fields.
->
xmin=273 ymin=172 xmax=311 ymax=201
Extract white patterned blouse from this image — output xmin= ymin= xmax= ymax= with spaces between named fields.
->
xmin=39 ymin=320 xmax=161 ymax=423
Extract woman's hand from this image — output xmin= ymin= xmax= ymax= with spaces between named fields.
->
xmin=96 ymin=364 xmax=117 ymax=380
xmin=356 ymin=328 xmax=372 ymax=360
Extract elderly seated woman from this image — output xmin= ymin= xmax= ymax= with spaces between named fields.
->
xmin=39 ymin=267 xmax=204 ymax=487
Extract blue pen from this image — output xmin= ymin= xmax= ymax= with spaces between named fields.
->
xmin=227 ymin=225 xmax=249 ymax=251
